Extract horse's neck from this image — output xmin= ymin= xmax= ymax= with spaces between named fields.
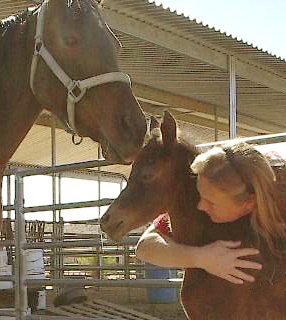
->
xmin=0 ymin=17 xmax=41 ymax=171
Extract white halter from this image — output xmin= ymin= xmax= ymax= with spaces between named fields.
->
xmin=30 ymin=1 xmax=131 ymax=135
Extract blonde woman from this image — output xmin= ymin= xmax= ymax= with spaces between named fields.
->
xmin=136 ymin=141 xmax=286 ymax=284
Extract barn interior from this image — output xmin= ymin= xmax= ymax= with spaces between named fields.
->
xmin=0 ymin=0 xmax=286 ymax=319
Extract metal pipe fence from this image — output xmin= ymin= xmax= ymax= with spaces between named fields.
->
xmin=0 ymin=159 xmax=181 ymax=320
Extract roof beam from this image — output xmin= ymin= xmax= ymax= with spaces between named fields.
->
xmin=134 ymin=83 xmax=285 ymax=133
xmin=105 ymin=10 xmax=226 ymax=69
xmin=133 ymin=83 xmax=214 ymax=114
xmin=105 ymin=9 xmax=286 ymax=94
xmin=141 ymin=102 xmax=258 ymax=137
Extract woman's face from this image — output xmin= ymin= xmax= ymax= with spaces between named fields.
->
xmin=196 ymin=175 xmax=253 ymax=223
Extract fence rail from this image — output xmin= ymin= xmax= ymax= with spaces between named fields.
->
xmin=0 ymin=159 xmax=181 ymax=319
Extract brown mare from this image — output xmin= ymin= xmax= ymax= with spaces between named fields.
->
xmin=0 ymin=0 xmax=146 ymax=228
xmin=101 ymin=112 xmax=286 ymax=319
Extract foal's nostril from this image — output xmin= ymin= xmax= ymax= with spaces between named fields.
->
xmin=100 ymin=213 xmax=110 ymax=225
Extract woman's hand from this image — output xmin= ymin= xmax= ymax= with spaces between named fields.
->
xmin=196 ymin=240 xmax=262 ymax=284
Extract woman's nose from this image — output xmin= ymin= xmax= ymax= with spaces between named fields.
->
xmin=198 ymin=199 xmax=208 ymax=212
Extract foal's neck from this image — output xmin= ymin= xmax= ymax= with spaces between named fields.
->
xmin=0 ymin=16 xmax=41 ymax=170
xmin=169 ymin=170 xmax=205 ymax=245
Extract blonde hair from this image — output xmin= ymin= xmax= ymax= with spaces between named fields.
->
xmin=191 ymin=141 xmax=286 ymax=255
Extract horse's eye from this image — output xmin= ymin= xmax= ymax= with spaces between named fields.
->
xmin=64 ymin=35 xmax=80 ymax=47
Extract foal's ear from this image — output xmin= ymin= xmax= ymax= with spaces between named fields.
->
xmin=150 ymin=116 xmax=160 ymax=131
xmin=161 ymin=111 xmax=177 ymax=146
xmin=149 ymin=116 xmax=161 ymax=140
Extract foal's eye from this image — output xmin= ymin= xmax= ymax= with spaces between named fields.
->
xmin=141 ymin=165 xmax=156 ymax=183
xmin=141 ymin=171 xmax=155 ymax=183
xmin=147 ymin=158 xmax=155 ymax=164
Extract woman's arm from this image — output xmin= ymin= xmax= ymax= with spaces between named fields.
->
xmin=136 ymin=224 xmax=262 ymax=284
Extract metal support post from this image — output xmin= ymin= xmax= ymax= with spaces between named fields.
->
xmin=229 ymin=55 xmax=237 ymax=139
xmin=15 ymin=174 xmax=28 ymax=319
xmin=214 ymin=106 xmax=218 ymax=141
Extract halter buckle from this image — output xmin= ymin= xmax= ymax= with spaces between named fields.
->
xmin=34 ymin=39 xmax=43 ymax=56
xmin=68 ymin=81 xmax=86 ymax=103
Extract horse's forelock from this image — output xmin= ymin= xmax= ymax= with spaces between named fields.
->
xmin=66 ymin=0 xmax=94 ymax=13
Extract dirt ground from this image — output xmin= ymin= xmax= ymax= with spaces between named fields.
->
xmin=85 ymin=287 xmax=187 ymax=320
xmin=0 ymin=287 xmax=187 ymax=319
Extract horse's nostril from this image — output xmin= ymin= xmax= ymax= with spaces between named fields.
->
xmin=101 ymin=213 xmax=110 ymax=225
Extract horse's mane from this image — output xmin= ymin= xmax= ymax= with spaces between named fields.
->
xmin=0 ymin=8 xmax=38 ymax=65
xmin=68 ymin=0 xmax=104 ymax=9
xmin=0 ymin=8 xmax=38 ymax=36
xmin=0 ymin=0 xmax=103 ymax=36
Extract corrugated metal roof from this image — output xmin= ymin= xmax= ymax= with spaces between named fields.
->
xmin=0 ymin=0 xmax=37 ymax=19
xmin=1 ymin=0 xmax=286 ymax=176
xmin=101 ymin=0 xmax=286 ymax=135
xmin=104 ymin=0 xmax=286 ymax=68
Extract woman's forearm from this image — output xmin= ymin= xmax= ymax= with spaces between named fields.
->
xmin=136 ymin=225 xmax=262 ymax=284
xmin=136 ymin=225 xmax=200 ymax=268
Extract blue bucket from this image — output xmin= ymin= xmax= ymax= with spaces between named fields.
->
xmin=145 ymin=264 xmax=178 ymax=304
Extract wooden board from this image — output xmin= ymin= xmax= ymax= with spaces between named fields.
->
xmin=48 ymin=298 xmax=162 ymax=320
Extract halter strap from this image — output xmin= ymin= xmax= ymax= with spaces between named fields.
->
xmin=30 ymin=1 xmax=131 ymax=136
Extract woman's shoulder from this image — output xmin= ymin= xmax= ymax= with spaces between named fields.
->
xmin=153 ymin=213 xmax=172 ymax=236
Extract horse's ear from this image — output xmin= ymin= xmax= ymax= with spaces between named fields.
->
xmin=161 ymin=111 xmax=177 ymax=146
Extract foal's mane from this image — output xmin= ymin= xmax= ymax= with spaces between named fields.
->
xmin=178 ymin=137 xmax=200 ymax=161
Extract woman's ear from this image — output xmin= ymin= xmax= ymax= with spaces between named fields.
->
xmin=244 ymin=193 xmax=257 ymax=212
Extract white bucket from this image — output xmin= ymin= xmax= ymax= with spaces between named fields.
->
xmin=25 ymin=249 xmax=45 ymax=280
xmin=37 ymin=290 xmax=46 ymax=310
xmin=0 ymin=250 xmax=13 ymax=289
xmin=0 ymin=250 xmax=8 ymax=265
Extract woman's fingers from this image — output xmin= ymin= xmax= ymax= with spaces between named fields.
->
xmin=218 ymin=240 xmax=242 ymax=248
xmin=231 ymin=269 xmax=256 ymax=283
xmin=223 ymin=275 xmax=244 ymax=285
xmin=235 ymin=259 xmax=262 ymax=270
xmin=201 ymin=240 xmax=263 ymax=284
xmin=233 ymin=248 xmax=260 ymax=257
